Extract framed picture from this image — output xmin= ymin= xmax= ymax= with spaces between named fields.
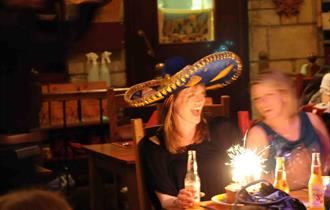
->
xmin=157 ymin=0 xmax=214 ymax=44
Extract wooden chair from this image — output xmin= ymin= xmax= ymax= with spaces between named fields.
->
xmin=131 ymin=118 xmax=155 ymax=210
xmin=237 ymin=110 xmax=252 ymax=135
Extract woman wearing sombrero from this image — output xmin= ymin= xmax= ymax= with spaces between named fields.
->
xmin=125 ymin=51 xmax=243 ymax=209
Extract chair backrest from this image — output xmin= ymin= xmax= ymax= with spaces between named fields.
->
xmin=108 ymin=88 xmax=160 ymax=142
xmin=237 ymin=110 xmax=251 ymax=135
xmin=203 ymin=95 xmax=230 ymax=118
xmin=131 ymin=118 xmax=154 ymax=210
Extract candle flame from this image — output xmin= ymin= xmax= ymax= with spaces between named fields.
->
xmin=226 ymin=145 xmax=268 ymax=186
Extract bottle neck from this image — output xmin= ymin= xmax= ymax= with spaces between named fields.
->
xmin=187 ymin=151 xmax=198 ymax=174
xmin=312 ymin=164 xmax=322 ymax=176
xmin=275 ymin=169 xmax=286 ymax=180
xmin=275 ymin=157 xmax=286 ymax=179
xmin=311 ymin=153 xmax=322 ymax=176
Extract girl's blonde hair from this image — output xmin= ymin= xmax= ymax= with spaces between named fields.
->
xmin=160 ymin=93 xmax=209 ymax=154
xmin=250 ymin=70 xmax=299 ymax=118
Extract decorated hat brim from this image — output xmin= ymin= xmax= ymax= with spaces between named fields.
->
xmin=124 ymin=51 xmax=243 ymax=107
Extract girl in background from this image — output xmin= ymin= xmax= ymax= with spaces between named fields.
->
xmin=246 ymin=70 xmax=330 ymax=190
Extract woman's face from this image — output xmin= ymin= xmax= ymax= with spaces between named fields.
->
xmin=251 ymin=83 xmax=284 ymax=119
xmin=172 ymin=84 xmax=206 ymax=125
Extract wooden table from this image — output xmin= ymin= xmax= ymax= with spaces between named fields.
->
xmin=83 ymin=143 xmax=138 ymax=210
xmin=84 ymin=143 xmax=312 ymax=210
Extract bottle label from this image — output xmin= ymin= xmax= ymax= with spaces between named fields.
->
xmin=309 ymin=185 xmax=324 ymax=207
xmin=185 ymin=181 xmax=201 ymax=202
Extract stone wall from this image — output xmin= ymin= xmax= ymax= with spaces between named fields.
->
xmin=248 ymin=0 xmax=323 ymax=80
xmin=67 ymin=0 xmax=127 ymax=87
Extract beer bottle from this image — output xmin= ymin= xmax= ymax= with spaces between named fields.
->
xmin=184 ymin=150 xmax=201 ymax=205
xmin=308 ymin=152 xmax=324 ymax=208
xmin=273 ymin=156 xmax=290 ymax=194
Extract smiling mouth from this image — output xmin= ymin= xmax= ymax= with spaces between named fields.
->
xmin=191 ymin=107 xmax=202 ymax=116
xmin=263 ymin=109 xmax=272 ymax=114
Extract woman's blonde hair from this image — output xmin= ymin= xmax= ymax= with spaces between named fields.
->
xmin=160 ymin=93 xmax=209 ymax=154
xmin=0 ymin=189 xmax=72 ymax=210
xmin=250 ymin=70 xmax=299 ymax=118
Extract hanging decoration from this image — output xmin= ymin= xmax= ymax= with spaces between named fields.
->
xmin=273 ymin=0 xmax=304 ymax=17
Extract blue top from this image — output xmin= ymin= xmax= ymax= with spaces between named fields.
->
xmin=257 ymin=112 xmax=321 ymax=172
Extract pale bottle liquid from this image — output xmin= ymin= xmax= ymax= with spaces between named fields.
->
xmin=273 ymin=156 xmax=290 ymax=194
xmin=309 ymin=152 xmax=324 ymax=209
xmin=184 ymin=150 xmax=201 ymax=207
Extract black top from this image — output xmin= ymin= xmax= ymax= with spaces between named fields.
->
xmin=140 ymin=117 xmax=242 ymax=209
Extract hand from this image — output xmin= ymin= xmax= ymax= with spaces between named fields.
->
xmin=174 ymin=189 xmax=194 ymax=209
xmin=174 ymin=189 xmax=204 ymax=209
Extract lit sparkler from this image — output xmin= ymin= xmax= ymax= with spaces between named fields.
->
xmin=226 ymin=145 xmax=268 ymax=186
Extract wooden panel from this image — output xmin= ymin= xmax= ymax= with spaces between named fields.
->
xmin=77 ymin=81 xmax=108 ymax=123
xmin=48 ymin=83 xmax=78 ymax=126
xmin=73 ymin=22 xmax=124 ymax=52
xmin=40 ymin=85 xmax=50 ymax=127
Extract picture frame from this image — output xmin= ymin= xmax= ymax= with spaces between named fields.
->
xmin=157 ymin=7 xmax=214 ymax=44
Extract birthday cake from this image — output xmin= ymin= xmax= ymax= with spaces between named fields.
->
xmin=224 ymin=183 xmax=242 ymax=203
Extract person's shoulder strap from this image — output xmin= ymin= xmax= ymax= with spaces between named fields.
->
xmin=300 ymin=112 xmax=316 ymax=132
xmin=300 ymin=112 xmax=311 ymax=124
xmin=255 ymin=121 xmax=274 ymax=136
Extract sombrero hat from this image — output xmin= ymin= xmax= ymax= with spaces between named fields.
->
xmin=124 ymin=51 xmax=243 ymax=107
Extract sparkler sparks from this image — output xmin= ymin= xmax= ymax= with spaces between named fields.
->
xmin=226 ymin=145 xmax=268 ymax=186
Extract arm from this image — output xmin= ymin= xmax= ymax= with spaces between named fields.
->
xmin=246 ymin=125 xmax=273 ymax=181
xmin=306 ymin=112 xmax=330 ymax=172
xmin=246 ymin=125 xmax=270 ymax=158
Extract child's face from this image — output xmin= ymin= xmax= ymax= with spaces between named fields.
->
xmin=251 ymin=83 xmax=284 ymax=119
xmin=173 ymin=84 xmax=206 ymax=125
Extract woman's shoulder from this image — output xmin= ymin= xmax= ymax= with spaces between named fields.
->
xmin=250 ymin=120 xmax=273 ymax=135
xmin=246 ymin=124 xmax=269 ymax=151
xmin=141 ymin=129 xmax=165 ymax=151
xmin=247 ymin=124 xmax=269 ymax=141
xmin=249 ymin=124 xmax=267 ymax=134
xmin=140 ymin=135 xmax=167 ymax=163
